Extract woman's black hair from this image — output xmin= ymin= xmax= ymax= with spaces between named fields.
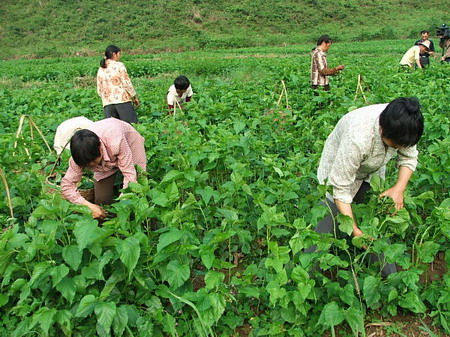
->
xmin=379 ymin=97 xmax=424 ymax=147
xmin=100 ymin=45 xmax=121 ymax=68
xmin=174 ymin=75 xmax=190 ymax=90
xmin=70 ymin=129 xmax=101 ymax=168
xmin=317 ymin=35 xmax=333 ymax=46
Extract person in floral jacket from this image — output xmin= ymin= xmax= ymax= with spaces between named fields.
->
xmin=96 ymin=45 xmax=140 ymax=123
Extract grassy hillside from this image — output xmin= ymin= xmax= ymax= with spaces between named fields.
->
xmin=1 ymin=0 xmax=449 ymax=59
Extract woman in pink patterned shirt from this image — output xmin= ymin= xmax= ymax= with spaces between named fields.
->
xmin=61 ymin=118 xmax=146 ymax=219
xmin=97 ymin=45 xmax=140 ymax=124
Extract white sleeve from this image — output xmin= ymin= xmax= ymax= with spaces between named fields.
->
xmin=187 ymin=85 xmax=193 ymax=97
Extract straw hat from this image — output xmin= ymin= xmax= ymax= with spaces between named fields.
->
xmin=418 ymin=40 xmax=431 ymax=50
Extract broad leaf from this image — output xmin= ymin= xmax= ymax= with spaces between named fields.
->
xmin=363 ymin=276 xmax=381 ymax=309
xmin=62 ymin=245 xmax=83 ymax=271
xmin=318 ymin=301 xmax=345 ymax=328
xmin=163 ymin=260 xmax=190 ymax=289
xmin=50 ymin=264 xmax=69 ymax=287
xmin=95 ymin=302 xmax=117 ymax=337
xmin=75 ymin=294 xmax=97 ymax=318
xmin=116 ymin=237 xmax=140 ymax=279
xmin=56 ymin=277 xmax=77 ymax=304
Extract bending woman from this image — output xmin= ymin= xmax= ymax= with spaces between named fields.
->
xmin=97 ymin=45 xmax=140 ymax=124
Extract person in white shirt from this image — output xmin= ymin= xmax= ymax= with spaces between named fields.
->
xmin=400 ymin=40 xmax=431 ymax=69
xmin=167 ymin=75 xmax=193 ymax=114
xmin=307 ymin=97 xmax=424 ymax=277
xmin=53 ymin=116 xmax=94 ymax=155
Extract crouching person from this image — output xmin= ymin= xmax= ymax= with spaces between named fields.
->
xmin=306 ymin=97 xmax=424 ymax=277
xmin=61 ymin=118 xmax=146 ymax=219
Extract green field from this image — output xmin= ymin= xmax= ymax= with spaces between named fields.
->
xmin=0 ymin=40 xmax=449 ymax=336
xmin=1 ymin=0 xmax=449 ymax=58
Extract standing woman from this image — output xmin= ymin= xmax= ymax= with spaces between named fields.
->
xmin=97 ymin=45 xmax=140 ymax=124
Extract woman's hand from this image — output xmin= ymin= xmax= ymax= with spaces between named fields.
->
xmin=83 ymin=201 xmax=106 ymax=219
xmin=133 ymin=96 xmax=140 ymax=109
xmin=380 ymin=186 xmax=405 ymax=214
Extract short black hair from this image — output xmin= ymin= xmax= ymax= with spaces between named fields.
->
xmin=317 ymin=35 xmax=333 ymax=46
xmin=70 ymin=129 xmax=101 ymax=167
xmin=379 ymin=97 xmax=424 ymax=147
xmin=420 ymin=30 xmax=429 ymax=34
xmin=174 ymin=75 xmax=190 ymax=90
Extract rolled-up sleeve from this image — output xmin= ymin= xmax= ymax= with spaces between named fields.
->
xmin=61 ymin=158 xmax=87 ymax=204
xmin=328 ymin=139 xmax=363 ymax=204
xmin=397 ymin=146 xmax=418 ymax=172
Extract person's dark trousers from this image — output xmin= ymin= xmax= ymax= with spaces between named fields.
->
xmin=104 ymin=102 xmax=138 ymax=124
xmin=94 ymin=172 xmax=118 ymax=205
xmin=305 ymin=182 xmax=397 ymax=278
xmin=419 ymin=55 xmax=430 ymax=68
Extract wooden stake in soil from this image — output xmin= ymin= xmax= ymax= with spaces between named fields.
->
xmin=354 ymin=74 xmax=369 ymax=104
xmin=14 ymin=115 xmax=53 ymax=157
xmin=0 ymin=167 xmax=14 ymax=218
xmin=173 ymin=99 xmax=184 ymax=116
xmin=274 ymin=80 xmax=291 ymax=110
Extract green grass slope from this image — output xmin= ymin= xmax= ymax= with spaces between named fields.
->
xmin=1 ymin=0 xmax=449 ymax=59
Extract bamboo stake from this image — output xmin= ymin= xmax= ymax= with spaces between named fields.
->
xmin=0 ymin=167 xmax=14 ymax=218
xmin=354 ymin=74 xmax=369 ymax=104
xmin=45 ymin=138 xmax=71 ymax=186
xmin=28 ymin=117 xmax=52 ymax=152
xmin=275 ymin=80 xmax=291 ymax=110
xmin=173 ymin=99 xmax=183 ymax=116
xmin=14 ymin=115 xmax=53 ymax=158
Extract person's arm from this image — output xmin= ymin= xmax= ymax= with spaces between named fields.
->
xmin=317 ymin=53 xmax=345 ymax=75
xmin=61 ymin=158 xmax=106 ymax=218
xmin=379 ymin=166 xmax=413 ymax=212
xmin=416 ymin=58 xmax=423 ymax=69
xmin=116 ymin=137 xmax=138 ymax=189
xmin=96 ymin=70 xmax=103 ymax=98
xmin=167 ymin=90 xmax=175 ymax=112
xmin=119 ymin=63 xmax=138 ymax=105
xmin=442 ymin=41 xmax=450 ymax=60
xmin=334 ymin=200 xmax=363 ymax=237
xmin=379 ymin=145 xmax=418 ymax=212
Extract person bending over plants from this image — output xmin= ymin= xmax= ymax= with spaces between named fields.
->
xmin=61 ymin=118 xmax=146 ymax=219
xmin=97 ymin=45 xmax=140 ymax=123
xmin=306 ymin=97 xmax=424 ymax=277
xmin=167 ymin=75 xmax=193 ymax=114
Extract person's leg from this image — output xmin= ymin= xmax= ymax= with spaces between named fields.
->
xmin=115 ymin=102 xmax=138 ymax=124
xmin=104 ymin=104 xmax=120 ymax=119
xmin=304 ymin=199 xmax=339 ymax=253
xmin=353 ymin=182 xmax=371 ymax=204
xmin=94 ymin=172 xmax=117 ymax=205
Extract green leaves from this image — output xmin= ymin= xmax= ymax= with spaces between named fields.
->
xmin=318 ymin=302 xmax=345 ymax=329
xmin=363 ymin=276 xmax=381 ymax=309
xmin=116 ymin=236 xmax=141 ymax=279
xmin=75 ymin=294 xmax=97 ymax=318
xmin=161 ymin=260 xmax=190 ymax=289
xmin=157 ymin=229 xmax=183 ymax=252
xmin=337 ymin=214 xmax=354 ymax=236
xmin=62 ymin=245 xmax=83 ymax=270
xmin=73 ymin=218 xmax=102 ymax=251
xmin=49 ymin=264 xmax=69 ymax=287
xmin=95 ymin=302 xmax=117 ymax=337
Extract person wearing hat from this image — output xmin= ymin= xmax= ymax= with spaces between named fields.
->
xmin=414 ymin=30 xmax=435 ymax=67
xmin=400 ymin=40 xmax=431 ymax=69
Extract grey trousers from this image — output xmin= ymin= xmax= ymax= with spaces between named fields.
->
xmin=104 ymin=102 xmax=138 ymax=124
xmin=305 ymin=182 xmax=397 ymax=278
